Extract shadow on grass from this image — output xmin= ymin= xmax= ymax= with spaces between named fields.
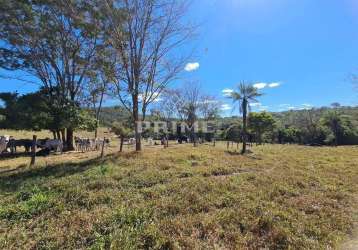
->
xmin=225 ymin=150 xmax=242 ymax=156
xmin=0 ymin=155 xmax=114 ymax=192
xmin=225 ymin=150 xmax=262 ymax=160
xmin=0 ymin=164 xmax=28 ymax=174
xmin=0 ymin=152 xmax=31 ymax=160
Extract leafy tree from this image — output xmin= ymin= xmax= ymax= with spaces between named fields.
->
xmin=321 ymin=110 xmax=342 ymax=146
xmin=248 ymin=112 xmax=276 ymax=144
xmin=225 ymin=123 xmax=241 ymax=143
xmin=228 ymin=82 xmax=262 ymax=154
xmin=0 ymin=0 xmax=108 ymax=149
xmin=102 ymin=0 xmax=195 ymax=151
xmin=0 ymin=90 xmax=97 ymax=138
xmin=111 ymin=122 xmax=133 ymax=152
xmin=276 ymin=126 xmax=302 ymax=144
xmin=321 ymin=110 xmax=358 ymax=146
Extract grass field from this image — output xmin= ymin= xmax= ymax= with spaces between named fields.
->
xmin=1 ymin=141 xmax=358 ymax=249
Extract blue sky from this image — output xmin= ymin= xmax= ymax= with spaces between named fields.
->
xmin=183 ymin=0 xmax=358 ymax=113
xmin=1 ymin=0 xmax=358 ymax=114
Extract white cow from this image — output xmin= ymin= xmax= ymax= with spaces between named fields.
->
xmin=46 ymin=139 xmax=63 ymax=153
xmin=129 ymin=138 xmax=136 ymax=145
xmin=148 ymin=137 xmax=154 ymax=146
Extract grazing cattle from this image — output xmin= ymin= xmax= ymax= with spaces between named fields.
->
xmin=74 ymin=137 xmax=109 ymax=152
xmin=75 ymin=137 xmax=94 ymax=152
xmin=128 ymin=138 xmax=136 ymax=145
xmin=7 ymin=139 xmax=33 ymax=153
xmin=45 ymin=139 xmax=63 ymax=153
xmin=37 ymin=139 xmax=63 ymax=153
xmin=177 ymin=135 xmax=188 ymax=144
xmin=148 ymin=138 xmax=154 ymax=146
xmin=74 ymin=136 xmax=82 ymax=151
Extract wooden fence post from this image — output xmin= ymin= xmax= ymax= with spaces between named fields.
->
xmin=101 ymin=137 xmax=106 ymax=159
xmin=30 ymin=135 xmax=37 ymax=166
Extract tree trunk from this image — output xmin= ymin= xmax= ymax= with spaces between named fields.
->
xmin=101 ymin=137 xmax=106 ymax=159
xmin=95 ymin=87 xmax=105 ymax=139
xmin=57 ymin=130 xmax=61 ymax=141
xmin=30 ymin=135 xmax=37 ymax=166
xmin=120 ymin=137 xmax=124 ymax=152
xmin=60 ymin=129 xmax=66 ymax=143
xmin=66 ymin=128 xmax=74 ymax=151
xmin=242 ymin=99 xmax=247 ymax=154
xmin=52 ymin=130 xmax=56 ymax=139
xmin=134 ymin=123 xmax=141 ymax=151
xmin=133 ymin=94 xmax=142 ymax=151
xmin=334 ymin=123 xmax=338 ymax=147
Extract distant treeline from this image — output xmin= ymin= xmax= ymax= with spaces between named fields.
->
xmin=216 ymin=106 xmax=358 ymax=146
xmin=98 ymin=105 xmax=358 ymax=146
xmin=1 ymin=90 xmax=358 ymax=146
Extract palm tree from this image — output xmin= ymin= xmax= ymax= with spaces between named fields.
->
xmin=229 ymin=82 xmax=262 ymax=154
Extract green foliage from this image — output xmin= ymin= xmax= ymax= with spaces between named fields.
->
xmin=0 ymin=91 xmax=52 ymax=130
xmin=248 ymin=112 xmax=276 ymax=143
xmin=277 ymin=126 xmax=302 ymax=144
xmin=271 ymin=107 xmax=358 ymax=145
xmin=0 ymin=186 xmax=53 ymax=221
xmin=110 ymin=206 xmax=167 ymax=249
xmin=320 ymin=110 xmax=358 ymax=145
xmin=0 ymin=91 xmax=97 ymax=132
xmin=111 ymin=122 xmax=133 ymax=137
xmin=225 ymin=123 xmax=241 ymax=142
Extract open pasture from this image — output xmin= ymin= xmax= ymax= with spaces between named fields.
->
xmin=1 ymin=143 xmax=358 ymax=249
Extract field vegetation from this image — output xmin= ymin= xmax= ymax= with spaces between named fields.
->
xmin=1 ymin=143 xmax=357 ymax=249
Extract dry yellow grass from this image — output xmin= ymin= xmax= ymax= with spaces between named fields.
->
xmin=1 ymin=142 xmax=358 ymax=249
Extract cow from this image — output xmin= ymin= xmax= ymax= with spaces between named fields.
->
xmin=148 ymin=137 xmax=154 ymax=146
xmin=75 ymin=137 xmax=109 ymax=152
xmin=7 ymin=139 xmax=33 ymax=153
xmin=75 ymin=137 xmax=88 ymax=152
xmin=37 ymin=139 xmax=63 ymax=153
xmin=128 ymin=138 xmax=136 ymax=145
xmin=177 ymin=135 xmax=188 ymax=144
xmin=75 ymin=137 xmax=94 ymax=152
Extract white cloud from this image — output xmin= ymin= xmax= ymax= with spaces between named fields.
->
xmin=222 ymin=88 xmax=233 ymax=97
xmin=249 ymin=102 xmax=261 ymax=107
xmin=300 ymin=103 xmax=313 ymax=110
xmin=199 ymin=99 xmax=219 ymax=104
xmin=138 ymin=92 xmax=161 ymax=102
xmin=288 ymin=106 xmax=296 ymax=110
xmin=302 ymin=103 xmax=312 ymax=107
xmin=268 ymin=82 xmax=281 ymax=88
xmin=221 ymin=104 xmax=232 ymax=111
xmin=184 ymin=62 xmax=200 ymax=72
xmin=253 ymin=83 xmax=267 ymax=89
xmin=254 ymin=81 xmax=282 ymax=89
